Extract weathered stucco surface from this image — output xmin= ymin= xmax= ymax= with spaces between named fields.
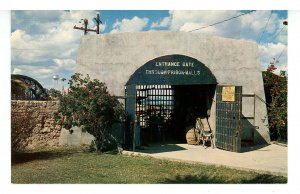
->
xmin=76 ymin=31 xmax=270 ymax=144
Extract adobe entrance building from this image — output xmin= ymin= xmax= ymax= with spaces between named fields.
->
xmin=76 ymin=31 xmax=270 ymax=152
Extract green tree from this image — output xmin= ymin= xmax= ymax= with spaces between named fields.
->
xmin=54 ymin=73 xmax=125 ymax=152
xmin=46 ymin=88 xmax=62 ymax=100
xmin=263 ymin=65 xmax=287 ymax=141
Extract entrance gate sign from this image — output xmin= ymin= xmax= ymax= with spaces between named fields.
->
xmin=126 ymin=54 xmax=217 ymax=86
xmin=146 ymin=61 xmax=200 ymax=76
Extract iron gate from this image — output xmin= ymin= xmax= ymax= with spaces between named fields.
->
xmin=215 ymin=85 xmax=242 ymax=152
xmin=136 ymin=85 xmax=174 ymax=128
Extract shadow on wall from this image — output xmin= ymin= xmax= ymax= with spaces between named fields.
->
xmin=59 ymin=123 xmax=124 ymax=147
xmin=241 ymin=114 xmax=269 ymax=152
xmin=59 ymin=126 xmax=95 ymax=146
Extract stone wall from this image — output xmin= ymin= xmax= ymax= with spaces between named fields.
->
xmin=11 ymin=100 xmax=97 ymax=150
xmin=11 ymin=100 xmax=61 ymax=150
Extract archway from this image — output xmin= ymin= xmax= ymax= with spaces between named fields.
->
xmin=125 ymin=54 xmax=217 ymax=145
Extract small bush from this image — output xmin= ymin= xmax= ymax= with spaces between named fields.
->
xmin=54 ymin=73 xmax=125 ymax=152
xmin=263 ymin=65 xmax=287 ymax=141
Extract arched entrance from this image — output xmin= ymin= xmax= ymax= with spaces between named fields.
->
xmin=125 ymin=54 xmax=217 ymax=146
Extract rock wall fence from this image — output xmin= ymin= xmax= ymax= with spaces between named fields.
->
xmin=11 ymin=100 xmax=61 ymax=150
xmin=11 ymin=100 xmax=94 ymax=151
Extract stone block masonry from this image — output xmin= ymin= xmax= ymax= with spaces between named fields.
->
xmin=11 ymin=100 xmax=61 ymax=150
xmin=11 ymin=100 xmax=95 ymax=150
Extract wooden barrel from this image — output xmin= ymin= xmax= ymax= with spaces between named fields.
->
xmin=186 ymin=127 xmax=199 ymax=145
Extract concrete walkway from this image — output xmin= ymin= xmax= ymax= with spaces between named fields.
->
xmin=123 ymin=143 xmax=287 ymax=176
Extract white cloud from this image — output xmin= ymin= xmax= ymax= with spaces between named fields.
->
xmin=12 ymin=65 xmax=55 ymax=79
xmin=12 ymin=58 xmax=77 ymax=88
xmin=151 ymin=16 xmax=171 ymax=28
xmin=259 ymin=42 xmax=287 ymax=74
xmin=53 ymin=58 xmax=76 ymax=71
xmin=164 ymin=10 xmax=288 ymax=72
xmin=179 ymin=22 xmax=217 ymax=34
xmin=11 ymin=10 xmax=100 ymax=88
xmin=167 ymin=10 xmax=287 ymax=44
xmin=169 ymin=10 xmax=238 ymax=30
xmin=110 ymin=16 xmax=149 ymax=33
xmin=12 ymin=68 xmax=23 ymax=75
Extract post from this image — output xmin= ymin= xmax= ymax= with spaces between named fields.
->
xmin=73 ymin=18 xmax=97 ymax=35
xmin=84 ymin=19 xmax=88 ymax=35
xmin=93 ymin=13 xmax=102 ymax=34
xmin=96 ymin=13 xmax=100 ymax=34
xmin=132 ymin=121 xmax=135 ymax=151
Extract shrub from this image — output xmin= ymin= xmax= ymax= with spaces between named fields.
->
xmin=262 ymin=65 xmax=287 ymax=141
xmin=54 ymin=73 xmax=125 ymax=152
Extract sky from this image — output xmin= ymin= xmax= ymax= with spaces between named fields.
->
xmin=11 ymin=10 xmax=288 ymax=89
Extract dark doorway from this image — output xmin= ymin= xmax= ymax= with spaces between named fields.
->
xmin=172 ymin=85 xmax=216 ymax=142
xmin=136 ymin=84 xmax=216 ymax=145
xmin=136 ymin=85 xmax=174 ymax=144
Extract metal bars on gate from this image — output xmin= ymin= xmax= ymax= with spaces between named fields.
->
xmin=216 ymin=86 xmax=242 ymax=152
xmin=136 ymin=85 xmax=174 ymax=128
